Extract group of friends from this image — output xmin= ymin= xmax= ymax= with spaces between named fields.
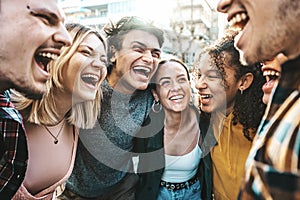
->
xmin=0 ymin=0 xmax=299 ymax=200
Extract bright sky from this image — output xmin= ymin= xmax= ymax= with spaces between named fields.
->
xmin=134 ymin=0 xmax=176 ymax=27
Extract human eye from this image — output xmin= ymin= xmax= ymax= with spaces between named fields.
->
xmin=28 ymin=7 xmax=58 ymax=26
xmin=151 ymin=50 xmax=161 ymax=59
xmin=178 ymin=77 xmax=188 ymax=83
xmin=100 ymin=55 xmax=108 ymax=65
xmin=132 ymin=45 xmax=145 ymax=53
xmin=207 ymin=71 xmax=221 ymax=80
xmin=160 ymin=80 xmax=170 ymax=87
xmin=78 ymin=47 xmax=92 ymax=56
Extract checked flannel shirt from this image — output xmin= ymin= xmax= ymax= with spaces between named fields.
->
xmin=0 ymin=91 xmax=28 ymax=200
xmin=238 ymin=56 xmax=300 ymax=199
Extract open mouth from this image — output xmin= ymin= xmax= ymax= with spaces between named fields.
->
xmin=169 ymin=94 xmax=184 ymax=101
xmin=262 ymin=69 xmax=280 ymax=82
xmin=200 ymin=94 xmax=213 ymax=100
xmin=228 ymin=12 xmax=249 ymax=30
xmin=34 ymin=52 xmax=59 ymax=73
xmin=199 ymin=94 xmax=213 ymax=105
xmin=81 ymin=73 xmax=100 ymax=87
xmin=133 ymin=66 xmax=151 ymax=78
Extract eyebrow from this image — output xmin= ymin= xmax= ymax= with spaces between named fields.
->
xmin=79 ymin=44 xmax=107 ymax=56
xmin=79 ymin=44 xmax=94 ymax=51
xmin=158 ymin=77 xmax=170 ymax=84
xmin=28 ymin=5 xmax=61 ymax=24
xmin=158 ymin=74 xmax=186 ymax=82
xmin=131 ymin=41 xmax=161 ymax=53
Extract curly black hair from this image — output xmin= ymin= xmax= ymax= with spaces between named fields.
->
xmin=195 ymin=30 xmax=266 ymax=141
xmin=103 ymin=16 xmax=164 ymax=75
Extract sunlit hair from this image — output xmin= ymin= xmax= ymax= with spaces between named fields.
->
xmin=193 ymin=29 xmax=266 ymax=141
xmin=103 ymin=16 xmax=164 ymax=74
xmin=11 ymin=23 xmax=106 ymax=129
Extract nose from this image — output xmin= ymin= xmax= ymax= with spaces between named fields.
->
xmin=92 ymin=59 xmax=108 ymax=79
xmin=195 ymin=77 xmax=207 ymax=90
xmin=170 ymin=81 xmax=181 ymax=91
xmin=92 ymin=58 xmax=107 ymax=69
xmin=142 ymin=50 xmax=154 ymax=63
xmin=217 ymin=0 xmax=232 ymax=13
xmin=53 ymin=23 xmax=72 ymax=47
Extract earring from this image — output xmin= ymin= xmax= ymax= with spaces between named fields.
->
xmin=240 ymin=89 xmax=244 ymax=95
xmin=152 ymin=100 xmax=162 ymax=113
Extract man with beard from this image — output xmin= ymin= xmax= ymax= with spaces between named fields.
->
xmin=217 ymin=0 xmax=300 ymax=199
xmin=0 ymin=1 xmax=71 ymax=199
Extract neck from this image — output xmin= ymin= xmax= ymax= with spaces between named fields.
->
xmin=107 ymin=73 xmax=136 ymax=95
xmin=50 ymin=88 xmax=72 ymax=122
xmin=164 ymin=107 xmax=191 ymax=134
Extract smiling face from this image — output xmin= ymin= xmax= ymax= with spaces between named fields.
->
xmin=261 ymin=53 xmax=287 ymax=104
xmin=194 ymin=52 xmax=240 ymax=115
xmin=62 ymin=33 xmax=107 ymax=104
xmin=152 ymin=60 xmax=191 ymax=113
xmin=0 ymin=0 xmax=71 ymax=97
xmin=108 ymin=30 xmax=161 ymax=93
xmin=217 ymin=0 xmax=300 ymax=65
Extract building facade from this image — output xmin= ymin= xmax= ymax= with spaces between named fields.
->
xmin=59 ymin=0 xmax=225 ymax=68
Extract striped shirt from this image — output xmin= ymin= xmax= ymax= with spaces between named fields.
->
xmin=238 ymin=56 xmax=300 ymax=199
xmin=0 ymin=91 xmax=28 ymax=200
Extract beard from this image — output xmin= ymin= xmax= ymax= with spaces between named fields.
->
xmin=13 ymin=84 xmax=44 ymax=100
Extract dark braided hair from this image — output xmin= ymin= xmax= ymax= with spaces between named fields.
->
xmin=195 ymin=30 xmax=266 ymax=141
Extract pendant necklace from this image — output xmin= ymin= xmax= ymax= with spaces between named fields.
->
xmin=44 ymin=120 xmax=65 ymax=144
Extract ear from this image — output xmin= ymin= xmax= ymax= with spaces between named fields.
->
xmin=239 ymin=72 xmax=254 ymax=92
xmin=151 ymin=89 xmax=159 ymax=101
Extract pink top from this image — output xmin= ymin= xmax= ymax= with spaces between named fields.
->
xmin=12 ymin=127 xmax=78 ymax=200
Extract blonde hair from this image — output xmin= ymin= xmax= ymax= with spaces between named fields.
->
xmin=11 ymin=23 xmax=106 ymax=129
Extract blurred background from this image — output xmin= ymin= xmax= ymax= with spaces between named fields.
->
xmin=59 ymin=0 xmax=228 ymax=69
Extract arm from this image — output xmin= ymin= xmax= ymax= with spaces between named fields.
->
xmin=0 ymin=119 xmax=27 ymax=200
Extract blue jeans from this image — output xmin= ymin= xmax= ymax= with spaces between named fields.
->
xmin=157 ymin=179 xmax=201 ymax=200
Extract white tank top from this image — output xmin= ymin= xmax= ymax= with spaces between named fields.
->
xmin=161 ymin=138 xmax=202 ymax=183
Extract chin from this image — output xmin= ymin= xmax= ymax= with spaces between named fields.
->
xmin=262 ymin=95 xmax=269 ymax=105
xmin=135 ymin=84 xmax=148 ymax=91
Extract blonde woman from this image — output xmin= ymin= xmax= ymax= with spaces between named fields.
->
xmin=10 ymin=23 xmax=107 ymax=200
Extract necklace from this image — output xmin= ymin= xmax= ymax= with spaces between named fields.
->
xmin=44 ymin=120 xmax=65 ymax=144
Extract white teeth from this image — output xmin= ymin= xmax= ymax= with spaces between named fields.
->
xmin=38 ymin=52 xmax=59 ymax=60
xmin=200 ymin=94 xmax=211 ymax=99
xmin=82 ymin=74 xmax=100 ymax=81
xmin=133 ymin=66 xmax=151 ymax=73
xmin=170 ymin=95 xmax=184 ymax=100
xmin=263 ymin=70 xmax=280 ymax=77
xmin=229 ymin=13 xmax=248 ymax=27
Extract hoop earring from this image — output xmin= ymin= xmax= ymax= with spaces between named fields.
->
xmin=152 ymin=100 xmax=162 ymax=113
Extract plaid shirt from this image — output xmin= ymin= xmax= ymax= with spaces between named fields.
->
xmin=0 ymin=91 xmax=28 ymax=200
xmin=239 ymin=56 xmax=300 ymax=199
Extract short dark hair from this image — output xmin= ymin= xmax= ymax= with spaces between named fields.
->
xmin=103 ymin=16 xmax=164 ymax=74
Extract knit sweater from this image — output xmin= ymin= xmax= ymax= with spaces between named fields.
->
xmin=65 ymin=79 xmax=153 ymax=198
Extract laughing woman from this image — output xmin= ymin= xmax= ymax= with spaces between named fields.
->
xmin=193 ymin=31 xmax=266 ymax=200
xmin=135 ymin=58 xmax=212 ymax=200
xmin=10 ymin=23 xmax=107 ymax=200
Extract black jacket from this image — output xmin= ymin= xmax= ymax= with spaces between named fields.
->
xmin=134 ymin=105 xmax=213 ymax=200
